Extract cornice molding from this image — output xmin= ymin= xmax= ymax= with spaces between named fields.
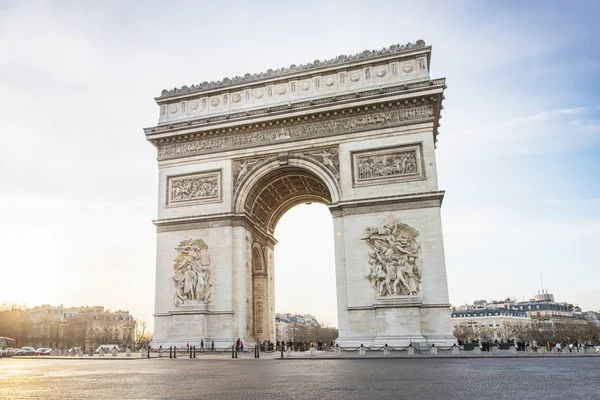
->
xmin=158 ymin=40 xmax=428 ymax=100
xmin=145 ymin=79 xmax=446 ymax=137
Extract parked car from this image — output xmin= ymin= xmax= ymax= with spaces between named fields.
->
xmin=5 ymin=348 xmax=16 ymax=356
xmin=16 ymin=347 xmax=35 ymax=356
xmin=43 ymin=348 xmax=52 ymax=355
xmin=35 ymin=348 xmax=49 ymax=356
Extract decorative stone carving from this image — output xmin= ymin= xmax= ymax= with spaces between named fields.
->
xmin=233 ymin=158 xmax=264 ymax=187
xmin=167 ymin=170 xmax=222 ymax=206
xmin=173 ymin=238 xmax=213 ymax=307
xmin=402 ymin=62 xmax=414 ymax=73
xmin=363 ymin=216 xmax=421 ymax=297
xmin=159 ymin=40 xmax=427 ymax=98
xmin=305 ymin=147 xmax=339 ymax=179
xmin=352 ymin=144 xmax=424 ymax=186
xmin=158 ymin=105 xmax=434 ymax=158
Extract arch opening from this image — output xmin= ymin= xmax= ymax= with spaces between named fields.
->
xmin=245 ymin=166 xmax=337 ymax=343
xmin=243 ymin=166 xmax=333 ymax=235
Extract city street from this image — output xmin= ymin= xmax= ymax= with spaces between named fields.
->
xmin=1 ymin=357 xmax=599 ymax=399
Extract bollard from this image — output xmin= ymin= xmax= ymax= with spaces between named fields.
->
xmin=232 ymin=342 xmax=235 ymax=359
xmin=170 ymin=346 xmax=172 ymax=358
xmin=189 ymin=346 xmax=192 ymax=358
xmin=429 ymin=345 xmax=438 ymax=356
xmin=173 ymin=346 xmax=176 ymax=358
xmin=281 ymin=344 xmax=284 ymax=358
xmin=147 ymin=346 xmax=151 ymax=358
xmin=193 ymin=346 xmax=196 ymax=358
xmin=358 ymin=344 xmax=366 ymax=356
xmin=334 ymin=344 xmax=341 ymax=357
xmin=452 ymin=344 xmax=459 ymax=355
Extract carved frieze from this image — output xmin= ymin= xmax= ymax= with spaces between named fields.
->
xmin=158 ymin=105 xmax=434 ymax=159
xmin=352 ymin=143 xmax=424 ymax=187
xmin=167 ymin=170 xmax=222 ymax=207
xmin=363 ymin=216 xmax=421 ymax=297
xmin=172 ymin=238 xmax=213 ymax=307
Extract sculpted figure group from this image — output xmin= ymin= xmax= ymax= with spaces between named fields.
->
xmin=170 ymin=177 xmax=218 ymax=203
xmin=364 ymin=216 xmax=421 ymax=296
xmin=357 ymin=151 xmax=418 ymax=181
xmin=173 ymin=239 xmax=213 ymax=306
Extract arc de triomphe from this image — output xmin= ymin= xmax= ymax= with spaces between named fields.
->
xmin=145 ymin=40 xmax=455 ymax=347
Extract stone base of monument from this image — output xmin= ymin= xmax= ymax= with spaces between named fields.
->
xmin=309 ymin=347 xmax=316 ymax=357
xmin=126 ymin=348 xmax=132 ymax=357
xmin=334 ymin=347 xmax=341 ymax=356
xmin=452 ymin=345 xmax=459 ymax=355
xmin=285 ymin=348 xmax=292 ymax=357
xmin=429 ymin=346 xmax=438 ymax=356
xmin=358 ymin=347 xmax=366 ymax=356
xmin=509 ymin=346 xmax=517 ymax=354
xmin=407 ymin=347 xmax=415 ymax=356
xmin=473 ymin=347 xmax=481 ymax=355
xmin=537 ymin=347 xmax=546 ymax=354
xmin=491 ymin=346 xmax=499 ymax=355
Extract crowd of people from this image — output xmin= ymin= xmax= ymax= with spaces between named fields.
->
xmin=458 ymin=338 xmax=591 ymax=352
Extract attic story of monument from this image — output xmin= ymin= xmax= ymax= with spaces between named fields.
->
xmin=144 ymin=40 xmax=456 ymax=347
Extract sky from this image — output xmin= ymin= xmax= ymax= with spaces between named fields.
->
xmin=0 ymin=0 xmax=598 ymax=329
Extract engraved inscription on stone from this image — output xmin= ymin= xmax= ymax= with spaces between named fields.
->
xmin=352 ymin=144 xmax=424 ymax=186
xmin=167 ymin=170 xmax=221 ymax=206
xmin=363 ymin=215 xmax=421 ymax=297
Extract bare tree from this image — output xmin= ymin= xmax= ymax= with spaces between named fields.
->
xmin=135 ymin=320 xmax=153 ymax=349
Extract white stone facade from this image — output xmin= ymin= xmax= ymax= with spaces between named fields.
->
xmin=146 ymin=40 xmax=455 ymax=348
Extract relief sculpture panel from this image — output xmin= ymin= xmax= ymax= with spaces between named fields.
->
xmin=167 ymin=170 xmax=222 ymax=207
xmin=172 ymin=238 xmax=213 ymax=308
xmin=363 ymin=216 xmax=421 ymax=297
xmin=352 ymin=143 xmax=424 ymax=187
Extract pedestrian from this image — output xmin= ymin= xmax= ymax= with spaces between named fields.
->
xmin=200 ymin=339 xmax=204 ymax=352
xmin=211 ymin=341 xmax=215 ymax=351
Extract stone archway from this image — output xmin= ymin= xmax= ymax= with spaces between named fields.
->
xmin=147 ymin=40 xmax=456 ymax=348
xmin=240 ymin=162 xmax=335 ymax=342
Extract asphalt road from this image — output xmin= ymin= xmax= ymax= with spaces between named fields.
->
xmin=1 ymin=357 xmax=599 ymax=399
